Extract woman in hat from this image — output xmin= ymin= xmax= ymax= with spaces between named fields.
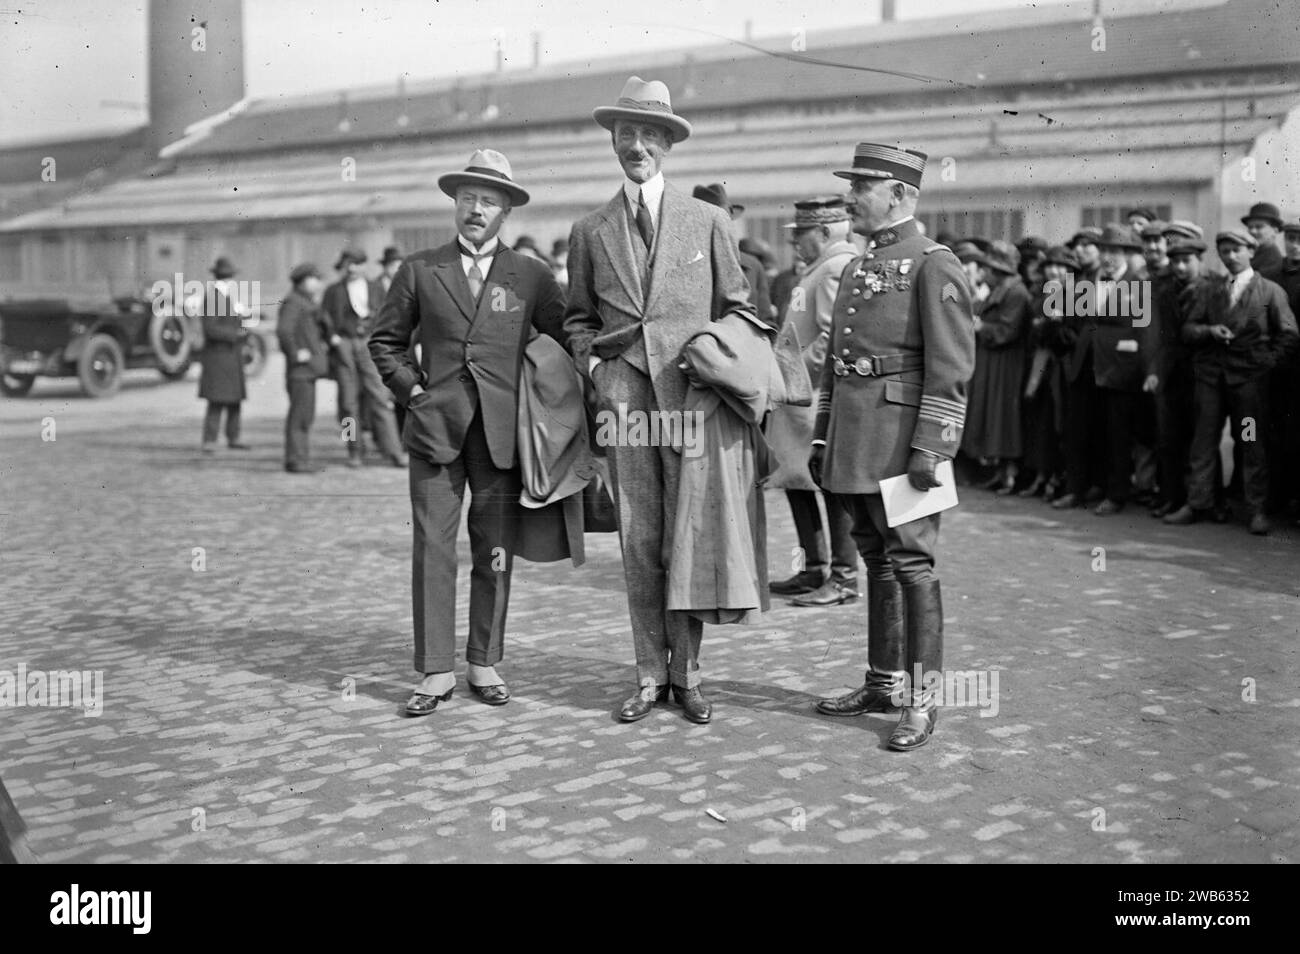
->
xmin=198 ymin=256 xmax=250 ymax=453
xmin=1019 ymin=244 xmax=1077 ymax=500
xmin=961 ymin=240 xmax=1032 ymax=493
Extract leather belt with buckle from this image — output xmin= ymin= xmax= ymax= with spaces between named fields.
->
xmin=831 ymin=353 xmax=924 ymax=377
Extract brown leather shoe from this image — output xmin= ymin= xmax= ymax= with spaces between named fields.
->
xmin=671 ymin=685 xmax=713 ymax=724
xmin=618 ymin=684 xmax=669 ymax=722
xmin=791 ymin=580 xmax=860 ymax=607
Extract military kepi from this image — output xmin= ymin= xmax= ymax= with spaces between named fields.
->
xmin=834 ymin=143 xmax=928 ymax=189
xmin=784 ymin=195 xmax=850 ymax=229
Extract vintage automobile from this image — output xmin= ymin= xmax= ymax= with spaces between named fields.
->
xmin=0 ymin=295 xmax=269 ymax=398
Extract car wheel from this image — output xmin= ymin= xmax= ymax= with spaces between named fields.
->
xmin=150 ymin=310 xmax=193 ymax=374
xmin=241 ymin=332 xmax=267 ymax=379
xmin=1 ymin=373 xmax=36 ymax=397
xmin=77 ymin=333 xmax=125 ymax=397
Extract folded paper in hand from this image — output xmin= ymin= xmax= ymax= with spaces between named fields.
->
xmin=878 ymin=460 xmax=958 ymax=528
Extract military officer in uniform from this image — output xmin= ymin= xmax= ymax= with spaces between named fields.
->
xmin=810 ymin=143 xmax=975 ymax=752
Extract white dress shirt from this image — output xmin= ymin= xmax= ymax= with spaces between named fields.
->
xmin=622 ymin=172 xmax=664 ymax=231
xmin=1228 ymin=267 xmax=1254 ymax=308
xmin=458 ymin=235 xmax=500 ymax=278
xmin=345 ymin=275 xmax=370 ymax=319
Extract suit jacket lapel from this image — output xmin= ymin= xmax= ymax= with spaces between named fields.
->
xmin=469 ymin=247 xmax=519 ymax=330
xmin=429 ymin=241 xmax=475 ymax=324
xmin=595 ymin=190 xmax=645 ymax=313
xmin=644 ymin=183 xmax=691 ymax=317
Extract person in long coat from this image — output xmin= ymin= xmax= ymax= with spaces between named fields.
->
xmin=197 ymin=256 xmax=249 ymax=452
xmin=961 ymin=240 xmax=1031 ymax=493
xmin=1018 ymin=244 xmax=1076 ymax=499
xmin=764 ymin=195 xmax=861 ymax=605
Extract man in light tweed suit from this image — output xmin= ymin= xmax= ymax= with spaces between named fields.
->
xmin=563 ymin=76 xmax=775 ymax=725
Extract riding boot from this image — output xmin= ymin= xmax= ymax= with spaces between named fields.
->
xmin=815 ymin=577 xmax=905 ymax=715
xmin=889 ymin=579 xmax=944 ymax=751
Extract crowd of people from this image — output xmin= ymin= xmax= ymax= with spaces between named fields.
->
xmin=893 ymin=205 xmax=1298 ymax=536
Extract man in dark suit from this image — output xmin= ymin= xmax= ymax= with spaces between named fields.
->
xmin=808 ymin=142 xmax=975 ymax=752
xmin=324 ymin=249 xmax=406 ymax=468
xmin=197 ymin=256 xmax=250 ymax=453
xmin=564 ymin=76 xmax=773 ymax=725
xmin=1243 ymin=202 xmax=1285 ymax=275
xmin=1052 ymin=224 xmax=1151 ymax=514
xmin=276 ymin=263 xmax=329 ymax=474
xmin=1262 ymin=220 xmax=1300 ymax=520
xmin=370 ymin=150 xmax=566 ymax=714
xmin=692 ymin=183 xmax=773 ymax=324
xmin=1166 ymin=229 xmax=1299 ymax=535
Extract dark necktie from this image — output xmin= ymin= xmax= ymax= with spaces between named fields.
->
xmin=635 ymin=189 xmax=654 ymax=250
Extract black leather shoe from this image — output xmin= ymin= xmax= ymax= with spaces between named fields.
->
xmin=1249 ymin=513 xmax=1271 ymax=535
xmin=1050 ymin=492 xmax=1080 ymax=510
xmin=768 ymin=570 xmax=824 ymax=596
xmin=285 ymin=463 xmax=325 ymax=474
xmin=671 ymin=685 xmax=713 ymax=724
xmin=228 ymin=442 xmax=252 ymax=450
xmin=1149 ymin=500 xmax=1174 ymax=519
xmin=1084 ymin=486 xmax=1105 ymax=504
xmin=468 ymin=682 xmax=510 ymax=706
xmin=815 ymin=678 xmax=902 ymax=716
xmin=619 ymin=684 xmax=669 ymax=722
xmin=404 ymin=686 xmax=454 ymax=716
xmin=1093 ymin=498 xmax=1124 ymax=516
xmin=1163 ymin=504 xmax=1201 ymax=525
xmin=790 ymin=580 xmax=860 ymax=606
xmin=888 ymin=705 xmax=938 ymax=751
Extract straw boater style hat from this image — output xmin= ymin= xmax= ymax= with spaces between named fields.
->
xmin=437 ymin=149 xmax=530 ymax=207
xmin=593 ymin=76 xmax=692 ymax=143
xmin=783 ymin=195 xmax=851 ymax=229
xmin=833 ymin=142 xmax=928 ymax=189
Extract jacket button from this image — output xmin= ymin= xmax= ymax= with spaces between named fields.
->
xmin=847 ymin=307 xmax=856 ymax=315
xmin=852 ymin=288 xmax=861 ymax=296
xmin=842 ymin=348 xmax=851 ymax=356
xmin=845 ymin=328 xmax=853 ymax=334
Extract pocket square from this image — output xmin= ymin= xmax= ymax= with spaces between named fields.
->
xmin=686 ymin=250 xmax=705 ymax=265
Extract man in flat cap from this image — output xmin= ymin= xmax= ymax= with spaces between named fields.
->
xmin=1146 ymin=224 xmax=1208 ymax=518
xmin=1167 ymin=229 xmax=1298 ymax=535
xmin=277 ymin=263 xmax=329 ymax=474
xmin=564 ymin=76 xmax=774 ymax=725
xmin=810 ymin=142 xmax=975 ymax=751
xmin=765 ymin=195 xmax=861 ymax=606
xmin=369 ymin=149 xmax=567 ymax=713
xmin=1261 ymin=220 xmax=1300 ymax=520
xmin=324 ymin=248 xmax=407 ymax=468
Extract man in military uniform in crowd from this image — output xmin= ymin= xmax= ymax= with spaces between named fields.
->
xmin=810 ymin=143 xmax=975 ymax=752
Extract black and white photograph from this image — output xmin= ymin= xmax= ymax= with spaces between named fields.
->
xmin=1 ymin=0 xmax=1296 ymax=890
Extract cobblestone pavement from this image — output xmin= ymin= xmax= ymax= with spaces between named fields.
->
xmin=2 ymin=360 xmax=1298 ymax=863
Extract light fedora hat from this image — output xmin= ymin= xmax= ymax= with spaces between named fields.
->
xmin=438 ymin=149 xmax=530 ymax=206
xmin=593 ymin=76 xmax=692 ymax=143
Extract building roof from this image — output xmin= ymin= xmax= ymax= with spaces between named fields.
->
xmin=168 ymin=0 xmax=1296 ymax=158
xmin=4 ymin=82 xmax=1291 ymax=232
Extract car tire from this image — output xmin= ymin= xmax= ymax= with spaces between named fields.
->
xmin=158 ymin=358 xmax=193 ymax=381
xmin=1 ymin=373 xmax=36 ymax=397
xmin=77 ymin=333 xmax=124 ymax=397
xmin=150 ymin=310 xmax=193 ymax=375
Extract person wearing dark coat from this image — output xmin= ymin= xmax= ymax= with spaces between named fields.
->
xmin=277 ymin=264 xmax=330 ymax=473
xmin=1019 ymin=244 xmax=1076 ymax=499
xmin=1146 ymin=225 xmax=1207 ymax=518
xmin=1261 ymin=220 xmax=1300 ymax=521
xmin=1167 ymin=229 xmax=1300 ymax=535
xmin=369 ymin=149 xmax=567 ymax=714
xmin=962 ymin=240 xmax=1032 ymax=493
xmin=1051 ymin=224 xmax=1151 ymax=514
xmin=1242 ymin=202 xmax=1285 ymax=275
xmin=198 ymin=256 xmax=250 ymax=452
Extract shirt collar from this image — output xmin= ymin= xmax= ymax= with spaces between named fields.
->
xmin=458 ymin=235 xmax=500 ymax=259
xmin=623 ymin=172 xmax=664 ymax=217
xmin=1233 ymin=266 xmax=1255 ymax=284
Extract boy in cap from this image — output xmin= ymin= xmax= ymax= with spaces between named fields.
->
xmin=277 ymin=263 xmax=329 ymax=473
xmin=1167 ymin=229 xmax=1299 ymax=534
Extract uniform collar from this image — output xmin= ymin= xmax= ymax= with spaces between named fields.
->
xmin=868 ymin=216 xmax=918 ymax=249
